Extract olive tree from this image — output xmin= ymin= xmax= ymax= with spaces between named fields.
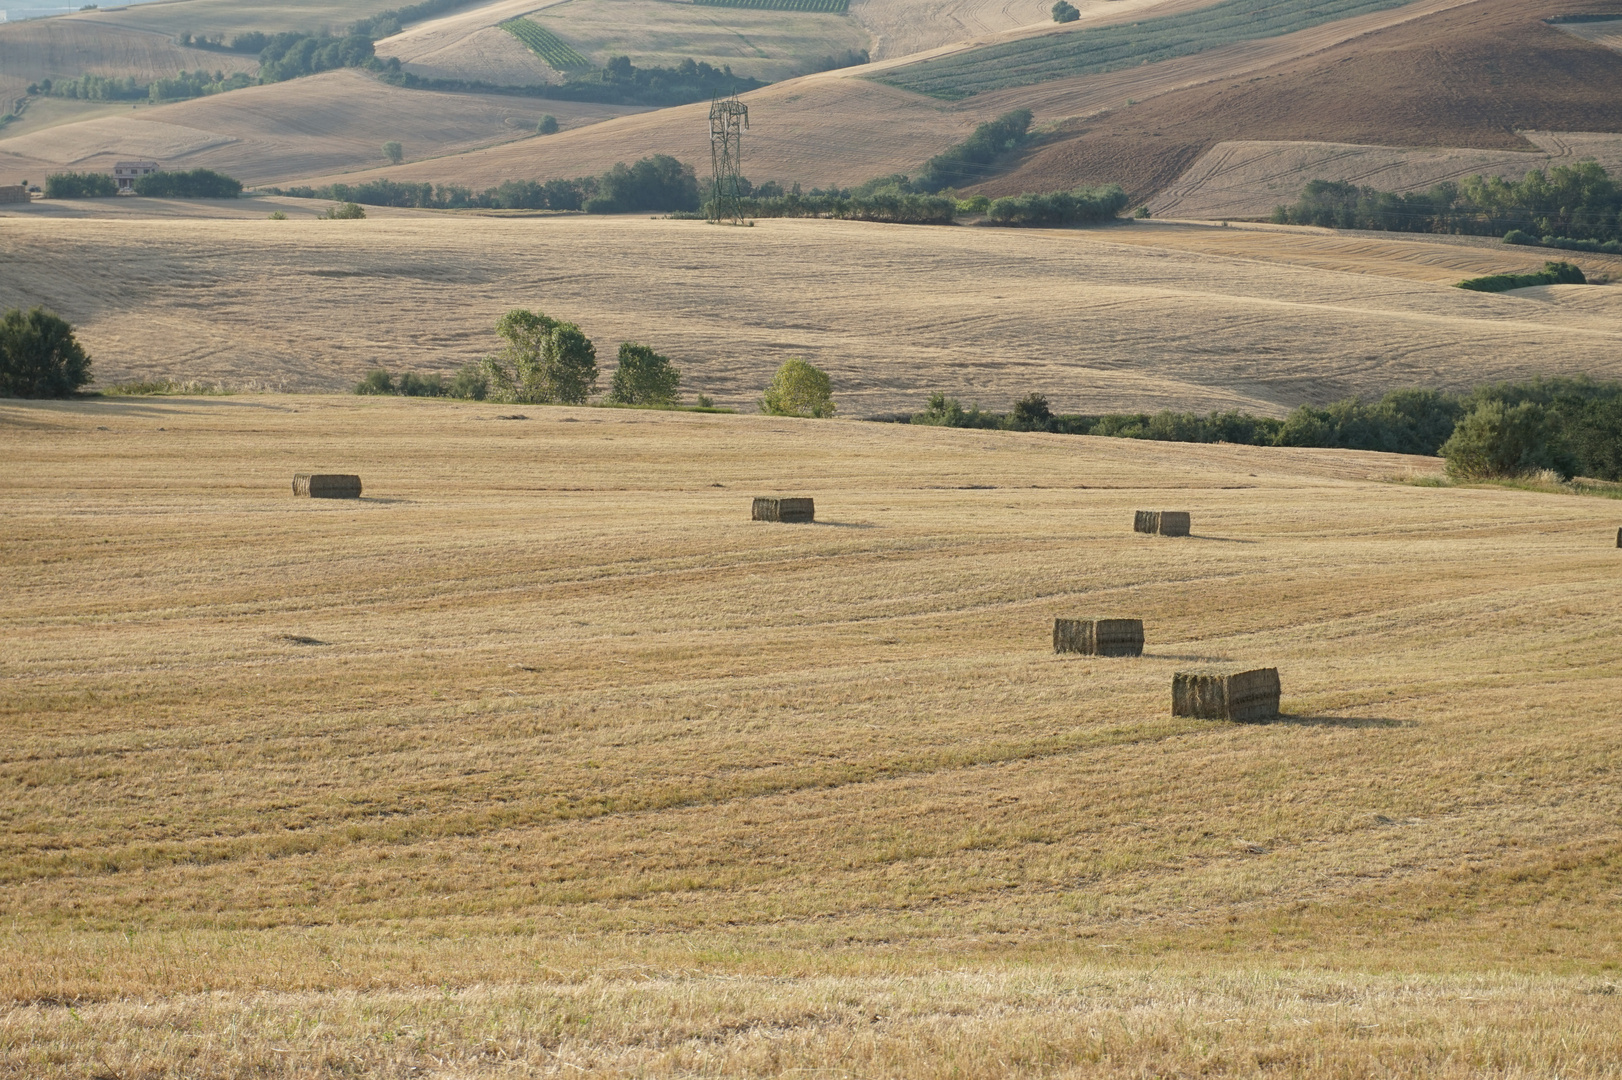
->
xmin=760 ymin=357 xmax=835 ymax=418
xmin=0 ymin=307 xmax=91 ymax=398
xmin=483 ymin=309 xmax=598 ymax=405
xmin=383 ymin=141 xmax=403 ymax=165
xmin=607 ymin=343 xmax=681 ymax=406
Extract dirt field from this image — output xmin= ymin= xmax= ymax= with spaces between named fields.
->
xmin=0 ymin=70 xmax=643 ymax=188
xmin=1152 ymin=131 xmax=1622 ymax=219
xmin=3 ymin=210 xmax=1619 ymax=412
xmin=3 ymin=396 xmax=1622 ymax=1075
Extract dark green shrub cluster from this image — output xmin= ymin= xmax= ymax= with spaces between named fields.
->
xmin=1052 ymin=0 xmax=1080 ymax=21
xmin=913 ymin=109 xmax=1034 ymax=193
xmin=903 ymin=380 xmax=1622 ymax=482
xmin=1272 ymin=164 xmax=1622 ymax=243
xmin=986 ymin=183 xmax=1127 ymax=226
xmin=378 ymin=56 xmax=766 ymax=108
xmin=149 ymin=69 xmax=255 ymax=101
xmin=1505 ymin=229 xmax=1622 ymax=255
xmin=133 ymin=168 xmax=243 ymax=198
xmin=805 ymin=48 xmax=869 ymax=73
xmin=41 ymin=74 xmax=144 ymax=100
xmin=44 ymin=172 xmax=116 ymax=198
xmin=0 ymin=307 xmax=91 ymax=398
xmin=1456 ymin=261 xmax=1585 ymax=293
xmin=354 ymin=366 xmax=487 ymax=398
xmin=714 ymin=183 xmax=957 ymax=225
xmin=258 ymin=32 xmax=377 ymax=82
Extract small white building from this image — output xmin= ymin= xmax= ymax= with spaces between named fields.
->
xmin=113 ymin=161 xmax=160 ymax=192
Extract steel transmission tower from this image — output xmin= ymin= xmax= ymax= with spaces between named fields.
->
xmin=708 ymin=94 xmax=749 ymax=224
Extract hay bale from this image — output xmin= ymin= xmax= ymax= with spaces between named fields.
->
xmin=0 ymin=185 xmax=28 ymax=204
xmin=1053 ymin=618 xmax=1144 ymax=656
xmin=1617 ymin=527 xmax=1621 ymax=548
xmin=1134 ymin=510 xmax=1190 ymax=536
xmin=1172 ymin=667 xmax=1280 ymax=722
xmin=293 ymin=473 xmax=362 ymax=499
xmin=751 ymin=497 xmax=814 ymax=523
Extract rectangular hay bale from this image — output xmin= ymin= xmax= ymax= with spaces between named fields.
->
xmin=293 ymin=473 xmax=362 ymax=499
xmin=1054 ymin=618 xmax=1143 ymax=657
xmin=1172 ymin=667 xmax=1280 ymax=722
xmin=751 ymin=497 xmax=814 ymax=523
xmin=1134 ymin=510 xmax=1190 ymax=536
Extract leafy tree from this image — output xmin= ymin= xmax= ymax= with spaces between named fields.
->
xmin=538 ymin=115 xmax=559 ymax=135
xmin=134 ymin=168 xmax=243 ymax=198
xmin=1440 ymin=400 xmax=1575 ymax=480
xmin=483 ymin=309 xmax=598 ymax=404
xmin=450 ymin=363 xmax=489 ymax=400
xmin=397 ymin=371 xmax=445 ymax=396
xmin=914 ymin=109 xmax=1033 ymax=193
xmin=585 ymin=154 xmax=700 ymax=213
xmin=0 ymin=307 xmax=92 ymax=398
xmin=1008 ymin=392 xmax=1054 ymax=431
xmin=325 ymin=201 xmax=366 ymax=219
xmin=1052 ymin=0 xmax=1080 ymax=21
xmin=355 ymin=369 xmax=394 ymax=394
xmin=761 ymin=358 xmax=835 ymax=418
xmin=383 ymin=141 xmax=403 ymax=165
xmin=45 ymin=171 xmax=116 ymax=198
xmin=608 ymin=343 xmax=681 ymax=406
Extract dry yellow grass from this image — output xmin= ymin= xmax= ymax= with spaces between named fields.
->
xmin=3 ymin=210 xmax=1620 ymax=412
xmin=3 ymin=396 xmax=1622 ymax=1075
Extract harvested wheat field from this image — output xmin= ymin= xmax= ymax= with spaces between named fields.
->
xmin=4 ymin=211 xmax=1621 ymax=413
xmin=2 ymin=396 xmax=1622 ymax=1076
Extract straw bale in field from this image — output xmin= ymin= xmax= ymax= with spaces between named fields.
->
xmin=1053 ymin=618 xmax=1144 ymax=656
xmin=0 ymin=186 xmax=28 ymax=204
xmin=1617 ymin=527 xmax=1621 ymax=548
xmin=752 ymin=497 xmax=815 ymax=523
xmin=293 ymin=473 xmax=363 ymax=499
xmin=1134 ymin=510 xmax=1190 ymax=536
xmin=1173 ymin=667 xmax=1280 ymax=722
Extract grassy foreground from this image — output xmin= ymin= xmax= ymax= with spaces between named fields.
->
xmin=3 ymin=396 xmax=1621 ymax=1076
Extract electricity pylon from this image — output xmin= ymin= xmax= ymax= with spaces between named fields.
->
xmin=708 ymin=94 xmax=749 ymax=224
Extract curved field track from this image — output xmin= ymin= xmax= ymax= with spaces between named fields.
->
xmin=2 ymin=211 xmax=1618 ymax=412
xmin=0 ymin=70 xmax=644 ymax=186
xmin=975 ymin=0 xmax=1622 ymax=202
xmin=1153 ymin=131 xmax=1622 ymax=219
xmin=0 ymin=18 xmax=256 ymax=112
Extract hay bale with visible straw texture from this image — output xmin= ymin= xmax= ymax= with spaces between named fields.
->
xmin=293 ymin=473 xmax=362 ymax=499
xmin=1054 ymin=618 xmax=1143 ymax=656
xmin=1172 ymin=667 xmax=1280 ymax=722
xmin=752 ymin=497 xmax=814 ymax=523
xmin=1134 ymin=510 xmax=1189 ymax=536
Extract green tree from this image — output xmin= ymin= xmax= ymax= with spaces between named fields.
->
xmin=1051 ymin=0 xmax=1080 ymax=21
xmin=1440 ymin=400 xmax=1574 ymax=479
xmin=1008 ymin=392 xmax=1053 ymax=431
xmin=538 ymin=115 xmax=559 ymax=135
xmin=355 ymin=368 xmax=394 ymax=394
xmin=760 ymin=358 xmax=835 ymax=418
xmin=0 ymin=307 xmax=92 ymax=398
xmin=483 ymin=309 xmax=598 ymax=405
xmin=324 ymin=201 xmax=366 ymax=219
xmin=383 ymin=141 xmax=403 ymax=165
xmin=607 ymin=343 xmax=681 ymax=405
xmin=44 ymin=171 xmax=117 ymax=198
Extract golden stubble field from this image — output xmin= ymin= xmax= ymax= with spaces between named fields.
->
xmin=3 ymin=211 xmax=1621 ymax=416
xmin=2 ymin=396 xmax=1621 ymax=1076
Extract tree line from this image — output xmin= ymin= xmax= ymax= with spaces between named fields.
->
xmin=905 ymin=380 xmax=1622 ymax=481
xmin=1271 ymin=163 xmax=1622 ymax=245
xmin=376 ymin=56 xmax=767 ymax=108
xmin=45 ymin=168 xmax=242 ymax=200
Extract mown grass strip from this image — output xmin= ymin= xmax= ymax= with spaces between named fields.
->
xmin=500 ymin=18 xmax=591 ymax=71
xmin=874 ymin=0 xmax=1419 ymax=99
xmin=694 ymin=0 xmax=849 ymax=11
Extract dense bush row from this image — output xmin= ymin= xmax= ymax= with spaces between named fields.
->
xmin=1505 ymin=229 xmax=1622 ymax=256
xmin=1272 ymin=164 xmax=1622 ymax=243
xmin=379 ymin=56 xmax=766 ymax=107
xmin=44 ymin=172 xmax=117 ymax=198
xmin=986 ymin=184 xmax=1127 ymax=226
xmin=913 ymin=110 xmax=1034 ymax=192
xmin=903 ymin=379 xmax=1622 ymax=481
xmin=270 ymin=155 xmax=700 ymax=214
xmin=132 ymin=169 xmax=244 ymax=198
xmin=1456 ymin=261 xmax=1585 ymax=293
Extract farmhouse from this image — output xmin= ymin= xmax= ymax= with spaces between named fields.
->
xmin=113 ymin=161 xmax=160 ymax=192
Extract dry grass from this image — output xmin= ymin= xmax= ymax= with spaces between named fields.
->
xmin=4 ymin=212 xmax=1621 ymax=413
xmin=3 ymin=396 xmax=1622 ymax=1074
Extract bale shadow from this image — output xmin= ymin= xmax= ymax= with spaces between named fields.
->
xmin=1144 ymin=653 xmax=1234 ymax=663
xmin=1268 ymin=714 xmax=1417 ymax=729
xmin=811 ymin=521 xmax=877 ymax=529
xmin=1187 ymin=534 xmax=1259 ymax=544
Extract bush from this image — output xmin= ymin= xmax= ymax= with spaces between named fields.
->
xmin=133 ymin=168 xmax=243 ymax=198
xmin=325 ymin=201 xmax=367 ymax=219
xmin=355 ymin=368 xmax=395 ymax=395
xmin=483 ymin=309 xmax=597 ymax=404
xmin=608 ymin=343 xmax=681 ymax=405
xmin=914 ymin=109 xmax=1033 ymax=193
xmin=397 ymin=371 xmax=445 ymax=396
xmin=585 ymin=155 xmax=700 ymax=213
xmin=1009 ymin=392 xmax=1054 ymax=431
xmin=1440 ymin=400 xmax=1575 ymax=480
xmin=45 ymin=171 xmax=116 ymax=198
xmin=450 ymin=363 xmax=489 ymax=400
xmin=383 ymin=141 xmax=403 ymax=165
xmin=761 ymin=358 xmax=835 ymax=418
xmin=1052 ymin=0 xmax=1080 ymax=20
xmin=1457 ymin=261 xmax=1585 ymax=292
xmin=0 ymin=307 xmax=92 ymax=398
xmin=538 ymin=115 xmax=559 ymax=135
xmin=987 ymin=184 xmax=1127 ymax=226
xmin=268 ymin=210 xmax=287 ymax=220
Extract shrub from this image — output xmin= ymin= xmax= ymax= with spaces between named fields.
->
xmin=538 ymin=115 xmax=559 ymax=135
xmin=450 ymin=363 xmax=489 ymax=400
xmin=0 ymin=308 xmax=92 ymax=398
xmin=1052 ymin=0 xmax=1080 ymax=20
xmin=1441 ymin=400 xmax=1575 ymax=479
xmin=268 ymin=210 xmax=287 ymax=220
xmin=133 ymin=168 xmax=243 ymax=198
xmin=608 ymin=343 xmax=682 ymax=405
xmin=383 ymin=141 xmax=404 ymax=165
xmin=761 ymin=358 xmax=835 ymax=418
xmin=1457 ymin=260 xmax=1585 ymax=292
xmin=397 ymin=371 xmax=445 ymax=396
xmin=483 ymin=309 xmax=597 ymax=404
xmin=585 ymin=155 xmax=700 ymax=213
xmin=44 ymin=171 xmax=116 ymax=198
xmin=1009 ymin=392 xmax=1054 ymax=431
xmin=987 ymin=184 xmax=1127 ymax=226
xmin=914 ymin=109 xmax=1033 ymax=193
xmin=355 ymin=369 xmax=395 ymax=395
xmin=325 ymin=201 xmax=367 ymax=219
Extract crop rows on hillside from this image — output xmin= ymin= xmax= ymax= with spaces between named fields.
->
xmin=875 ymin=0 xmax=1419 ymax=99
xmin=500 ymin=18 xmax=591 ymax=71
xmin=694 ymin=0 xmax=849 ymax=13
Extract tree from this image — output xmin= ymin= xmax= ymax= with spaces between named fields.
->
xmin=0 ymin=307 xmax=92 ymax=398
xmin=607 ymin=343 xmax=681 ymax=406
xmin=45 ymin=171 xmax=117 ymax=198
xmin=538 ymin=115 xmax=559 ymax=135
xmin=324 ymin=201 xmax=366 ymax=219
xmin=1440 ymin=400 xmax=1574 ymax=479
xmin=760 ymin=358 xmax=835 ymax=418
xmin=355 ymin=369 xmax=394 ymax=394
xmin=1009 ymin=392 xmax=1053 ymax=431
xmin=383 ymin=141 xmax=403 ymax=165
xmin=482 ymin=309 xmax=598 ymax=405
xmin=1051 ymin=0 xmax=1080 ymax=21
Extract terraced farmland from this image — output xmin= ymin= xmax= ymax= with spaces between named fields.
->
xmin=501 ymin=16 xmax=591 ymax=70
xmin=696 ymin=0 xmax=850 ymax=13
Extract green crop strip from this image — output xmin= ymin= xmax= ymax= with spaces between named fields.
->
xmin=874 ymin=0 xmax=1419 ymax=99
xmin=500 ymin=18 xmax=591 ymax=71
xmin=694 ymin=0 xmax=849 ymax=12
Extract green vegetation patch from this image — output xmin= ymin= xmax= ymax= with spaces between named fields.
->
xmin=693 ymin=0 xmax=849 ymax=13
xmin=1456 ymin=261 xmax=1586 ymax=293
xmin=875 ymin=0 xmax=1419 ymax=99
xmin=501 ymin=18 xmax=591 ymax=70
